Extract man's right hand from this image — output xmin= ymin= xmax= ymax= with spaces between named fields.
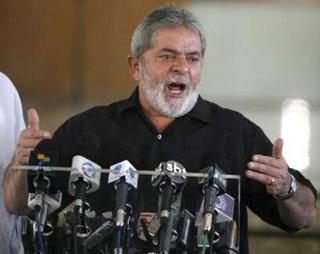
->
xmin=13 ymin=108 xmax=51 ymax=166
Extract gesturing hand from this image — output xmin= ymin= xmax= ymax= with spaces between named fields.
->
xmin=13 ymin=108 xmax=51 ymax=166
xmin=245 ymin=138 xmax=292 ymax=197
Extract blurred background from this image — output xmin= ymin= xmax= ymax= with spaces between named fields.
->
xmin=0 ymin=0 xmax=319 ymax=253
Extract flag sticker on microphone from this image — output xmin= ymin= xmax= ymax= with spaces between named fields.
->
xmin=36 ymin=153 xmax=51 ymax=162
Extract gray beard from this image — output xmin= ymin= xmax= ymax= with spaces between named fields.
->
xmin=140 ymin=66 xmax=200 ymax=118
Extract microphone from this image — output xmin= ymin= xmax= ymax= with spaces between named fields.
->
xmin=177 ymin=209 xmax=194 ymax=250
xmin=198 ymin=164 xmax=227 ymax=234
xmin=27 ymin=139 xmax=62 ymax=234
xmin=215 ymin=193 xmax=235 ymax=223
xmin=151 ymin=160 xmax=187 ymax=225
xmin=68 ymin=133 xmax=101 ymax=238
xmin=27 ymin=139 xmax=62 ymax=254
xmin=108 ymin=160 xmax=139 ymax=227
xmin=108 ymin=159 xmax=139 ymax=254
xmin=158 ymin=192 xmax=182 ymax=254
xmin=68 ymin=133 xmax=101 ymax=213
xmin=82 ymin=220 xmax=114 ymax=250
xmin=107 ymin=145 xmax=140 ymax=254
xmin=213 ymin=221 xmax=238 ymax=254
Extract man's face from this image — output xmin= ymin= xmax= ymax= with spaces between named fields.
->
xmin=131 ymin=26 xmax=204 ymax=118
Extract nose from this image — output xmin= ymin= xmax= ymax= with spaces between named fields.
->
xmin=172 ymin=55 xmax=189 ymax=75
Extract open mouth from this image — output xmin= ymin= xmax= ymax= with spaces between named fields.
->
xmin=166 ymin=83 xmax=186 ymax=95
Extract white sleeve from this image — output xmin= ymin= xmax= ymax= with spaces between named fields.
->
xmin=0 ymin=72 xmax=26 ymax=172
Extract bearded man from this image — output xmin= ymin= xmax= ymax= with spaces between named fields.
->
xmin=4 ymin=5 xmax=316 ymax=254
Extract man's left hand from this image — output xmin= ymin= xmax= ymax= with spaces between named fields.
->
xmin=245 ymin=138 xmax=292 ymax=196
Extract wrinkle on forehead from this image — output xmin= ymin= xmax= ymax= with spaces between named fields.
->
xmin=149 ymin=26 xmax=202 ymax=55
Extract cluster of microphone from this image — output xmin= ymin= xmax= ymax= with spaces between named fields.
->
xmin=25 ymin=133 xmax=238 ymax=254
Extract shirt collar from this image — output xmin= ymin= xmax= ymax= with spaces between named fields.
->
xmin=186 ymin=96 xmax=215 ymax=124
xmin=118 ymin=87 xmax=215 ymax=125
xmin=117 ymin=87 xmax=140 ymax=114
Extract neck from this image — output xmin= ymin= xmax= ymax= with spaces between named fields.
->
xmin=141 ymin=105 xmax=174 ymax=133
xmin=138 ymin=89 xmax=176 ymax=132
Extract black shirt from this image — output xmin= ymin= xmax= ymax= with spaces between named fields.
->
xmin=51 ymin=89 xmax=317 ymax=253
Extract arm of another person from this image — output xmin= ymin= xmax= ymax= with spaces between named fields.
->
xmin=246 ymin=138 xmax=316 ymax=229
xmin=3 ymin=108 xmax=51 ymax=214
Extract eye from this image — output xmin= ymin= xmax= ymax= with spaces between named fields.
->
xmin=159 ymin=54 xmax=175 ymax=61
xmin=187 ymin=55 xmax=200 ymax=63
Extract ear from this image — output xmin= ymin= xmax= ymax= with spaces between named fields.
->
xmin=127 ymin=55 xmax=140 ymax=81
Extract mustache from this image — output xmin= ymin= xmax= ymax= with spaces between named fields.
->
xmin=163 ymin=75 xmax=192 ymax=87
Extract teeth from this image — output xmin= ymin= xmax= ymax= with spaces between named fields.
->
xmin=170 ymin=90 xmax=182 ymax=94
xmin=168 ymin=83 xmax=185 ymax=90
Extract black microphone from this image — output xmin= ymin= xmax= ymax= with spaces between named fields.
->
xmin=27 ymin=139 xmax=62 ymax=234
xmin=158 ymin=192 xmax=182 ymax=254
xmin=108 ymin=146 xmax=139 ymax=228
xmin=151 ymin=160 xmax=187 ymax=225
xmin=198 ymin=164 xmax=227 ymax=234
xmin=107 ymin=146 xmax=139 ymax=254
xmin=68 ymin=133 xmax=101 ymax=237
xmin=27 ymin=139 xmax=62 ymax=254
xmin=68 ymin=133 xmax=101 ymax=201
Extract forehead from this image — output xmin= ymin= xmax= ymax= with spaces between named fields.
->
xmin=149 ymin=26 xmax=202 ymax=53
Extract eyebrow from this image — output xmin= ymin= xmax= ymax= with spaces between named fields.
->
xmin=158 ymin=48 xmax=201 ymax=56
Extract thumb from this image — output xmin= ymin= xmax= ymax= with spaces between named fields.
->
xmin=27 ymin=108 xmax=40 ymax=130
xmin=272 ymin=138 xmax=283 ymax=159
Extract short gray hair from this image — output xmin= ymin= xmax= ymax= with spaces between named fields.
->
xmin=131 ymin=4 xmax=206 ymax=59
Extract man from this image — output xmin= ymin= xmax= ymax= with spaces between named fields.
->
xmin=0 ymin=72 xmax=25 ymax=254
xmin=4 ymin=5 xmax=317 ymax=254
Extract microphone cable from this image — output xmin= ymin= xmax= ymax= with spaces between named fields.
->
xmin=34 ymin=207 xmax=46 ymax=254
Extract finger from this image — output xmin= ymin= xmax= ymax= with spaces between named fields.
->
xmin=14 ymin=148 xmax=33 ymax=165
xmin=272 ymin=138 xmax=283 ymax=159
xmin=27 ymin=108 xmax=40 ymax=130
xmin=245 ymin=170 xmax=274 ymax=186
xmin=20 ymin=128 xmax=51 ymax=139
xmin=247 ymin=161 xmax=279 ymax=177
xmin=17 ymin=138 xmax=45 ymax=149
xmin=252 ymin=155 xmax=281 ymax=168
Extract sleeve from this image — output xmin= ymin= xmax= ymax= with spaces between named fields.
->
xmin=12 ymin=82 xmax=26 ymax=141
xmin=244 ymin=125 xmax=317 ymax=232
xmin=0 ymin=72 xmax=25 ymax=171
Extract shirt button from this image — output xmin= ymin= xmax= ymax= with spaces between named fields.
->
xmin=157 ymin=134 xmax=162 ymax=140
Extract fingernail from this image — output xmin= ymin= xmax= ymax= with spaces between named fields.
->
xmin=248 ymin=162 xmax=254 ymax=169
xmin=253 ymin=155 xmax=259 ymax=161
xmin=44 ymin=132 xmax=50 ymax=137
xmin=246 ymin=171 xmax=252 ymax=177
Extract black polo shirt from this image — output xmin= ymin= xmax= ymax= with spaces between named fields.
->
xmin=51 ymin=89 xmax=317 ymax=254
